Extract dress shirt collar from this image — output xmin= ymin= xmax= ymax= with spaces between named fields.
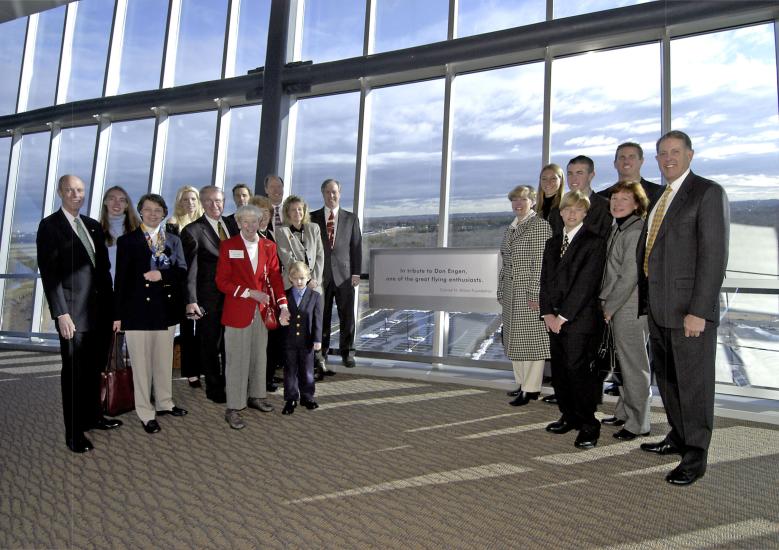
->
xmin=325 ymin=206 xmax=340 ymax=219
xmin=563 ymin=222 xmax=584 ymax=242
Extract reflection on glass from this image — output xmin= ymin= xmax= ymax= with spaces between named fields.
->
xmin=54 ymin=125 xmax=97 ymax=210
xmin=447 ymin=312 xmax=505 ymax=359
xmin=40 ymin=293 xmax=57 ymax=334
xmin=554 ymin=0 xmax=649 ymax=19
xmin=67 ymin=0 xmax=113 ymax=102
xmin=9 ymin=132 xmax=49 ymax=275
xmin=175 ymin=0 xmax=228 ymax=86
xmin=0 ymin=138 xmax=10 ymax=235
xmin=105 ymin=119 xmax=155 ymax=205
xmin=449 ymin=63 xmax=544 ymax=245
xmin=117 ymin=0 xmax=167 ymax=94
xmin=718 ymin=291 xmax=779 ymax=390
xmin=26 ymin=6 xmax=66 ymax=111
xmin=291 ymin=93 xmax=359 ymax=209
xmin=160 ymin=111 xmax=217 ymax=209
xmin=302 ymin=0 xmax=364 ymax=63
xmin=458 ymin=0 xmax=545 ymax=37
xmin=235 ymin=0 xmax=271 ymax=76
xmin=550 ymin=43 xmax=661 ymax=191
xmin=374 ymin=0 xmax=447 ymax=53
xmin=1 ymin=278 xmax=35 ymax=332
xmin=0 ymin=18 xmax=27 ymax=115
xmin=224 ymin=104 xmax=261 ymax=206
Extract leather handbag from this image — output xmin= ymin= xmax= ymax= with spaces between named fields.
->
xmin=262 ymin=264 xmax=279 ymax=330
xmin=100 ymin=332 xmax=135 ymax=416
xmin=592 ymin=322 xmax=621 ymax=384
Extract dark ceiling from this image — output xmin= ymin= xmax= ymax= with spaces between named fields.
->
xmin=0 ymin=0 xmax=74 ymax=24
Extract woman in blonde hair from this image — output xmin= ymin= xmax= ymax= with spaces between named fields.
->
xmin=166 ymin=185 xmax=203 ymax=235
xmin=535 ymin=163 xmax=565 ymax=221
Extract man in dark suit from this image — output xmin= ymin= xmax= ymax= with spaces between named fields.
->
xmin=549 ymin=156 xmax=612 ymax=239
xmin=37 ymin=174 xmax=122 ymax=453
xmin=224 ymin=183 xmax=252 ymax=227
xmin=539 ymin=190 xmax=607 ymax=449
xmin=310 ymin=178 xmax=362 ymax=371
xmin=181 ymin=186 xmax=239 ymax=403
xmin=264 ymin=175 xmax=285 ymax=232
xmin=637 ymin=130 xmax=729 ymax=486
xmin=597 ymin=142 xmax=664 ymax=208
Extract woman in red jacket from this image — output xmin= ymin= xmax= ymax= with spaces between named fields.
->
xmin=216 ymin=205 xmax=290 ymax=430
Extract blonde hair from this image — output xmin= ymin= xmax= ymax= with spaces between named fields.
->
xmin=507 ymin=185 xmax=536 ymax=202
xmin=282 ymin=195 xmax=310 ymax=226
xmin=169 ymin=185 xmax=203 ymax=230
xmin=287 ymin=260 xmax=311 ymax=278
xmin=559 ymin=190 xmax=591 ymax=211
xmin=534 ymin=163 xmax=564 ymax=216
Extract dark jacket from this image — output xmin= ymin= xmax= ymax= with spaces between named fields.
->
xmin=284 ymin=287 xmax=323 ymax=350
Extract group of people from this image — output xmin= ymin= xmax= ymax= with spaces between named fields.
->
xmin=37 ymin=174 xmax=362 ymax=450
xmin=498 ymin=130 xmax=729 ymax=486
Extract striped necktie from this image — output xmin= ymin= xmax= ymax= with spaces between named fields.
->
xmin=560 ymin=234 xmax=569 ymax=258
xmin=643 ymin=185 xmax=673 ymax=277
xmin=327 ymin=211 xmax=335 ymax=249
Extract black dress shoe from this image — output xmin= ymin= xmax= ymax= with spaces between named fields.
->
xmin=546 ymin=418 xmax=575 ymax=434
xmin=142 ymin=419 xmax=161 ymax=434
xmin=91 ymin=417 xmax=123 ymax=430
xmin=343 ymin=356 xmax=356 ymax=368
xmin=301 ymin=398 xmax=319 ymax=410
xmin=66 ymin=435 xmax=94 ymax=453
xmin=157 ymin=406 xmax=188 ymax=417
xmin=323 ymin=369 xmax=336 ymax=376
xmin=507 ymin=387 xmax=522 ymax=397
xmin=575 ymin=429 xmax=599 ymax=449
xmin=640 ymin=440 xmax=681 ymax=455
xmin=600 ymin=416 xmax=625 ymax=427
xmin=613 ymin=428 xmax=650 ymax=440
xmin=282 ymin=400 xmax=297 ymax=415
xmin=266 ymin=383 xmax=278 ymax=392
xmin=188 ymin=378 xmax=202 ymax=388
xmin=604 ymin=384 xmax=620 ymax=396
xmin=665 ymin=465 xmax=705 ymax=486
xmin=509 ymin=391 xmax=539 ymax=407
xmin=542 ymin=394 xmax=558 ymax=404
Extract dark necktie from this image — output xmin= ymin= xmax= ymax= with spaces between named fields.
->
xmin=274 ymin=206 xmax=282 ymax=228
xmin=327 ymin=211 xmax=335 ymax=249
xmin=560 ymin=234 xmax=569 ymax=258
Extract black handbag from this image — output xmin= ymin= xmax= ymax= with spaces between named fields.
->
xmin=592 ymin=323 xmax=621 ymax=384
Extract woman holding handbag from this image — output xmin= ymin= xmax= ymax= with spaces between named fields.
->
xmin=598 ymin=181 xmax=652 ymax=441
xmin=216 ymin=205 xmax=290 ymax=430
xmin=113 ymin=194 xmax=189 ymax=434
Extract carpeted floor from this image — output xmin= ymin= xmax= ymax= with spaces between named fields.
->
xmin=1 ymin=350 xmax=778 ymax=549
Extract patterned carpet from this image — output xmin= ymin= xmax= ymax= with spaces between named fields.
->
xmin=1 ymin=350 xmax=778 ymax=549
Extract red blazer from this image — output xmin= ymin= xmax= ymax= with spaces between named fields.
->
xmin=216 ymin=235 xmax=288 ymax=329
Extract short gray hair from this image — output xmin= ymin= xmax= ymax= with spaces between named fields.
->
xmin=235 ymin=205 xmax=262 ymax=223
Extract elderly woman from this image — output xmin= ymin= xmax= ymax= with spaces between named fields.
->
xmin=113 ymin=194 xmax=189 ymax=434
xmin=216 ymin=205 xmax=290 ymax=430
xmin=99 ymin=186 xmax=141 ymax=283
xmin=275 ymin=195 xmax=325 ymax=296
xmin=535 ymin=163 xmax=565 ymax=221
xmin=599 ymin=181 xmax=652 ymax=440
xmin=498 ymin=185 xmax=552 ymax=406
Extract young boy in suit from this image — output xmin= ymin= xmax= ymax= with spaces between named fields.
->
xmin=280 ymin=261 xmax=323 ymax=415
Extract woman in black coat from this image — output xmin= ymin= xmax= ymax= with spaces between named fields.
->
xmin=113 ymin=193 xmax=189 ymax=434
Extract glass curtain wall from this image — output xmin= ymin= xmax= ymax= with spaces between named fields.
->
xmin=0 ymin=18 xmax=27 ymax=115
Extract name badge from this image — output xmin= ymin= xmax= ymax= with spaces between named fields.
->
xmin=229 ymin=250 xmax=244 ymax=259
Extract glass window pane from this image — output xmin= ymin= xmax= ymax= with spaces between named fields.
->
xmin=448 ymin=312 xmax=506 ymax=359
xmin=117 ymin=0 xmax=167 ymax=94
xmin=301 ymin=0 xmax=364 ymax=63
xmin=224 ymin=104 xmax=261 ymax=210
xmin=53 ymin=125 xmax=97 ymax=211
xmin=235 ymin=0 xmax=270 ymax=76
xmin=8 ymin=132 xmax=49 ymax=275
xmin=160 ymin=111 xmax=217 ymax=209
xmin=290 ymin=92 xmax=360 ymax=210
xmin=374 ymin=0 xmax=447 ymax=53
xmin=357 ymin=79 xmax=444 ymax=357
xmin=105 ymin=118 xmax=155 ymax=205
xmin=1 ymin=278 xmax=35 ymax=332
xmin=26 ymin=6 xmax=66 ymax=111
xmin=67 ymin=0 xmax=114 ymax=102
xmin=554 ymin=0 xmax=651 ymax=19
xmin=0 ymin=18 xmax=28 ymax=115
xmin=457 ymin=0 xmax=545 ymax=38
xmin=174 ymin=0 xmax=228 ymax=86
xmin=0 ymin=138 xmax=10 ymax=240
xmin=550 ymin=44 xmax=661 ymax=192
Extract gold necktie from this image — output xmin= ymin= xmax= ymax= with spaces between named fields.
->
xmin=643 ymin=185 xmax=673 ymax=277
xmin=217 ymin=221 xmax=227 ymax=241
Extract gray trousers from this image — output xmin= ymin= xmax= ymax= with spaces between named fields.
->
xmin=224 ymin=309 xmax=268 ymax=410
xmin=612 ymin=308 xmax=652 ymax=434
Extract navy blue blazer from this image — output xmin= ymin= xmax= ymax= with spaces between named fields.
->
xmin=284 ymin=288 xmax=323 ymax=349
xmin=114 ymin=228 xmax=187 ymax=330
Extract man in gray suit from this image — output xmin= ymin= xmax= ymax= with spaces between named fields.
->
xmin=310 ymin=179 xmax=362 ymax=371
xmin=637 ymin=130 xmax=729 ymax=486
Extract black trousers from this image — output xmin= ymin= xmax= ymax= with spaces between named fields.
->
xmin=549 ymin=330 xmax=601 ymax=432
xmin=647 ymin=311 xmax=716 ymax=470
xmin=58 ymin=330 xmax=104 ymax=439
xmin=322 ymin=279 xmax=356 ymax=359
xmin=266 ymin=326 xmax=286 ymax=385
xmin=195 ymin=312 xmax=226 ymax=398
xmin=179 ymin=318 xmax=202 ymax=379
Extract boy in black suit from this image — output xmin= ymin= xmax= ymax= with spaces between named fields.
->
xmin=280 ymin=261 xmax=323 ymax=415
